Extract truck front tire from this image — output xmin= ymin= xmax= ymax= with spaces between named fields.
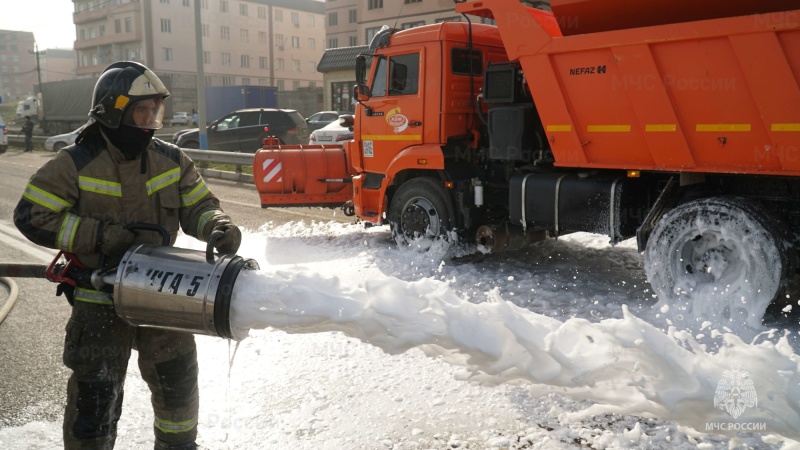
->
xmin=388 ymin=177 xmax=453 ymax=248
xmin=644 ymin=197 xmax=791 ymax=328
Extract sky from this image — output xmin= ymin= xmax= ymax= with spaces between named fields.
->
xmin=1 ymin=220 xmax=799 ymax=448
xmin=0 ymin=1 xmax=76 ymax=50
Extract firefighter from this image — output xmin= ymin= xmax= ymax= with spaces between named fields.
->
xmin=13 ymin=61 xmax=242 ymax=449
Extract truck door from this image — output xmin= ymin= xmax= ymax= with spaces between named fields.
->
xmin=359 ymin=52 xmax=423 ymax=177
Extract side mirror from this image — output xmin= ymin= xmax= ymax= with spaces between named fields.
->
xmin=355 ymin=84 xmax=370 ymax=102
xmin=355 ymin=55 xmax=367 ymax=85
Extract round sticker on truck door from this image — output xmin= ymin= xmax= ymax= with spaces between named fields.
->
xmin=386 ymin=108 xmax=409 ymax=133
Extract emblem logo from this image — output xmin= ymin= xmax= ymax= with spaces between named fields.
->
xmin=714 ymin=362 xmax=757 ymax=419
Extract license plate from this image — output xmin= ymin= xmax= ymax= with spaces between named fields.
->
xmin=318 ymin=136 xmax=333 ymax=141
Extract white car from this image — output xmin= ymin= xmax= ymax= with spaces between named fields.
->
xmin=44 ymin=129 xmax=80 ymax=152
xmin=309 ymin=120 xmax=353 ymax=145
xmin=171 ymin=111 xmax=190 ymax=126
xmin=0 ymin=115 xmax=7 ymax=153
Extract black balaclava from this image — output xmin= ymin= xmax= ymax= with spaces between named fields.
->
xmin=103 ymin=124 xmax=155 ymax=160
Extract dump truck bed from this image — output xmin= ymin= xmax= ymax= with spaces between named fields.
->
xmin=457 ymin=0 xmax=800 ymax=176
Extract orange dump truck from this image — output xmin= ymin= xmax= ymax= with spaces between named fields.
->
xmin=254 ymin=0 xmax=800 ymax=323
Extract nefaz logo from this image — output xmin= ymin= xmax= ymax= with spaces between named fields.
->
xmin=569 ymin=65 xmax=607 ymax=76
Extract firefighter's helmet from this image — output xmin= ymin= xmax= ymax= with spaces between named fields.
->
xmin=89 ymin=61 xmax=170 ymax=130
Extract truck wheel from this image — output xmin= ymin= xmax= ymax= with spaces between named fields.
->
xmin=388 ymin=177 xmax=453 ymax=247
xmin=644 ymin=197 xmax=791 ymax=328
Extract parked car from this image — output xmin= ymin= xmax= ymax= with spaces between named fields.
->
xmin=44 ymin=128 xmax=81 ymax=152
xmin=171 ymin=111 xmax=191 ymax=126
xmin=175 ymin=108 xmax=308 ymax=151
xmin=306 ymin=111 xmax=349 ymax=133
xmin=0 ymin=115 xmax=7 ymax=153
xmin=309 ymin=119 xmax=353 ymax=145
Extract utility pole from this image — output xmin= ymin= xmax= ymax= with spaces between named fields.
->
xmin=194 ymin=0 xmax=208 ymax=150
xmin=29 ymin=43 xmax=45 ymax=94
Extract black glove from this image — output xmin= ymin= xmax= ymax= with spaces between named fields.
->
xmin=100 ymin=223 xmax=135 ymax=259
xmin=212 ymin=222 xmax=242 ymax=255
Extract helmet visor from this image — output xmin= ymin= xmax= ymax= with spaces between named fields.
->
xmin=122 ymin=97 xmax=165 ymax=130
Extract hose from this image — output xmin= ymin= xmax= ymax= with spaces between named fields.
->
xmin=0 ymin=277 xmax=20 ymax=325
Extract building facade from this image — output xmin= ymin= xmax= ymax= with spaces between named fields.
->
xmin=0 ymin=30 xmax=36 ymax=101
xmin=73 ymin=0 xmax=325 ymax=112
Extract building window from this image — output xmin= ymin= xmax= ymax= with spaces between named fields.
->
xmin=259 ymin=56 xmax=268 ymax=69
xmin=402 ymin=21 xmax=425 ymax=29
xmin=240 ymin=4 xmax=248 ymax=15
xmin=99 ymin=25 xmax=105 ymax=36
xmin=203 ymin=51 xmax=210 ymax=64
xmin=276 ymin=58 xmax=284 ymax=70
xmin=293 ymin=80 xmax=300 ymax=90
xmin=258 ymin=6 xmax=266 ymax=19
xmin=435 ymin=17 xmax=462 ymax=23
xmin=349 ymin=36 xmax=357 ymax=46
xmin=259 ymin=31 xmax=268 ymax=44
xmin=160 ymin=19 xmax=171 ymax=33
xmin=241 ymin=54 xmax=250 ymax=68
xmin=328 ymin=38 xmax=338 ymax=49
xmin=221 ymin=26 xmax=230 ymax=40
xmin=349 ymin=9 xmax=357 ymax=23
xmin=222 ymin=76 xmax=234 ymax=86
xmin=291 ymin=12 xmax=299 ymax=25
xmin=309 ymin=81 xmax=316 ymax=88
xmin=308 ymin=38 xmax=315 ymax=50
xmin=183 ymin=0 xmax=190 ymax=6
xmin=275 ymin=34 xmax=284 ymax=49
xmin=368 ymin=0 xmax=383 ymax=10
xmin=405 ymin=0 xmax=422 ymax=3
xmin=201 ymin=0 xmax=208 ymax=9
xmin=160 ymin=0 xmax=169 ymax=3
xmin=277 ymin=79 xmax=285 ymax=90
xmin=202 ymin=24 xmax=209 ymax=37
xmin=163 ymin=47 xmax=173 ymax=61
xmin=308 ymin=61 xmax=315 ymax=72
xmin=292 ymin=60 xmax=300 ymax=72
xmin=291 ymin=36 xmax=300 ymax=48
xmin=274 ymin=9 xmax=283 ymax=21
xmin=259 ymin=78 xmax=268 ymax=86
xmin=366 ymin=27 xmax=381 ymax=44
xmin=125 ymin=17 xmax=132 ymax=32
xmin=115 ymin=19 xmax=121 ymax=33
xmin=222 ymin=52 xmax=231 ymax=66
xmin=220 ymin=1 xmax=228 ymax=13
xmin=328 ymin=12 xmax=337 ymax=26
xmin=241 ymin=29 xmax=249 ymax=42
xmin=242 ymin=77 xmax=250 ymax=85
xmin=307 ymin=15 xmax=315 ymax=26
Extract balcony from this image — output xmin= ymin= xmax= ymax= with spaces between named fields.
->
xmin=74 ymin=1 xmax=141 ymax=25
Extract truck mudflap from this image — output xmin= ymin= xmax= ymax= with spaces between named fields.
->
xmin=253 ymin=144 xmax=356 ymax=208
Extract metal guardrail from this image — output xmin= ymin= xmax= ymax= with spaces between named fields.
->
xmin=6 ymin=134 xmax=256 ymax=184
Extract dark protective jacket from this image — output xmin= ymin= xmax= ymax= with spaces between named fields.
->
xmin=13 ymin=126 xmax=231 ymax=301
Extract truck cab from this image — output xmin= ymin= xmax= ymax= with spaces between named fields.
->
xmin=345 ymin=23 xmax=507 ymax=225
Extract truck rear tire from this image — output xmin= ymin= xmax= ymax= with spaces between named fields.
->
xmin=644 ymin=197 xmax=791 ymax=328
xmin=388 ymin=177 xmax=453 ymax=248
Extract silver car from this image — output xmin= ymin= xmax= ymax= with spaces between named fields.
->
xmin=44 ymin=129 xmax=80 ymax=152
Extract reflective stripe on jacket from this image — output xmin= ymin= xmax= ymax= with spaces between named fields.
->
xmin=13 ymin=127 xmax=229 ymax=270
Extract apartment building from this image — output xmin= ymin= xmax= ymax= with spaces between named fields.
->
xmin=40 ymin=49 xmax=78 ymax=83
xmin=73 ymin=0 xmax=325 ymax=111
xmin=0 ymin=30 xmax=36 ymax=101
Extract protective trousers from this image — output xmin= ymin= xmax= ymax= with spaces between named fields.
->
xmin=62 ymin=300 xmax=199 ymax=449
